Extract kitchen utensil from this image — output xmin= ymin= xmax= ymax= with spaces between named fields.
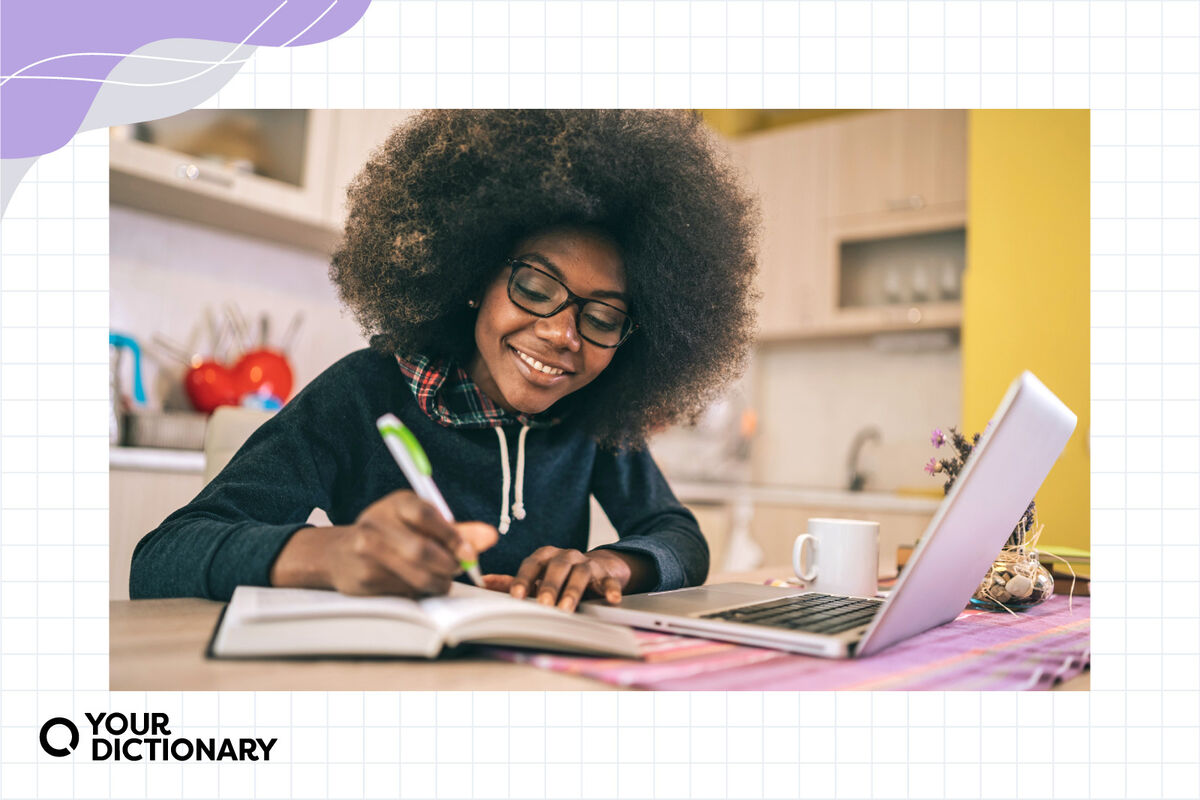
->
xmin=232 ymin=348 xmax=294 ymax=403
xmin=279 ymin=310 xmax=304 ymax=354
xmin=108 ymin=333 xmax=147 ymax=404
xmin=184 ymin=359 xmax=240 ymax=413
xmin=224 ymin=303 xmax=253 ymax=352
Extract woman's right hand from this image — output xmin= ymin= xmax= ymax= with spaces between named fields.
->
xmin=270 ymin=490 xmax=498 ymax=597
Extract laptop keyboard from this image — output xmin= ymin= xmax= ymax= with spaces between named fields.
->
xmin=700 ymin=593 xmax=884 ymax=635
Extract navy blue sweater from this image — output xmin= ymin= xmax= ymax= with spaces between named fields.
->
xmin=129 ymin=349 xmax=709 ymax=600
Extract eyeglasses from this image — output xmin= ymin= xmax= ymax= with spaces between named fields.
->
xmin=505 ymin=259 xmax=638 ymax=348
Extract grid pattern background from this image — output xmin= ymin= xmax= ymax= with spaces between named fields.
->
xmin=0 ymin=0 xmax=1192 ymax=797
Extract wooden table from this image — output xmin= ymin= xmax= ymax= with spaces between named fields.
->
xmin=110 ymin=568 xmax=1088 ymax=691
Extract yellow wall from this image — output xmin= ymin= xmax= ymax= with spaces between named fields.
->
xmin=964 ymin=110 xmax=1090 ymax=552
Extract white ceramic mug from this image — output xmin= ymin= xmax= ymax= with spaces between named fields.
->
xmin=792 ymin=518 xmax=880 ymax=598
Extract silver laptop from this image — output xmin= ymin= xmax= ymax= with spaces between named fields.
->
xmin=582 ymin=371 xmax=1078 ymax=658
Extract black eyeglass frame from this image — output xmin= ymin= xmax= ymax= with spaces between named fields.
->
xmin=504 ymin=259 xmax=639 ymax=348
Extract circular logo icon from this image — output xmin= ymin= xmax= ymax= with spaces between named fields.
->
xmin=39 ymin=718 xmax=79 ymax=757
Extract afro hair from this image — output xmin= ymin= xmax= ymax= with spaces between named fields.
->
xmin=330 ymin=110 xmax=759 ymax=449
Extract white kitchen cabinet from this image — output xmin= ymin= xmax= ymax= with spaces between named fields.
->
xmin=727 ymin=123 xmax=831 ymax=340
xmin=111 ymin=110 xmax=327 ymax=252
xmin=827 ymin=110 xmax=967 ymax=220
xmin=729 ymin=110 xmax=967 ymax=341
xmin=111 ymin=109 xmax=422 ymax=253
xmin=822 ymin=208 xmax=966 ymax=337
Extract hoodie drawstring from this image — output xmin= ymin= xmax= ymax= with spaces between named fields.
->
xmin=495 ymin=428 xmax=512 ymax=534
xmin=494 ymin=424 xmax=530 ymax=534
xmin=512 ymin=425 xmax=529 ymax=522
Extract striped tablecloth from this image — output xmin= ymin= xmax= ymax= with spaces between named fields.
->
xmin=485 ymin=596 xmax=1089 ymax=691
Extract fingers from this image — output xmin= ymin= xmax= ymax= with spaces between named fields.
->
xmin=348 ymin=569 xmax=416 ymax=597
xmin=511 ymin=546 xmax=559 ymax=600
xmin=385 ymin=496 xmax=501 ymax=580
xmin=367 ymin=519 xmax=459 ymax=577
xmin=583 ymin=549 xmax=632 ymax=605
xmin=557 ymin=565 xmax=623 ymax=612
xmin=535 ymin=550 xmax=590 ymax=606
xmin=557 ymin=562 xmax=595 ymax=612
xmin=351 ymin=526 xmax=455 ymax=595
xmin=481 ymin=574 xmax=513 ymax=593
xmin=388 ymin=491 xmax=463 ymax=554
xmin=596 ymin=574 xmax=624 ymax=605
xmin=509 ymin=548 xmax=628 ymax=611
xmin=346 ymin=491 xmax=465 ymax=597
xmin=339 ymin=491 xmax=502 ymax=599
xmin=457 ymin=521 xmax=500 ymax=553
xmin=379 ymin=492 xmax=460 ymax=574
xmin=331 ymin=549 xmax=419 ymax=597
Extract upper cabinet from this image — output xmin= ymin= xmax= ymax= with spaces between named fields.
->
xmin=728 ymin=123 xmax=830 ymax=340
xmin=728 ymin=110 xmax=967 ymax=341
xmin=828 ymin=110 xmax=967 ymax=219
xmin=110 ymin=110 xmax=416 ymax=253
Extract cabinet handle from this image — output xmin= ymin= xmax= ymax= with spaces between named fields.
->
xmin=175 ymin=162 xmax=234 ymax=188
xmin=887 ymin=194 xmax=925 ymax=212
xmin=906 ymin=307 xmax=922 ymax=324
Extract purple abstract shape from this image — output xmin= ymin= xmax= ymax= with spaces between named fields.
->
xmin=0 ymin=1 xmax=370 ymax=158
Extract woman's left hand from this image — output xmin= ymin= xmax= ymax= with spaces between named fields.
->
xmin=484 ymin=547 xmax=639 ymax=612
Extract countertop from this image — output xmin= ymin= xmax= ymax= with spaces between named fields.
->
xmin=668 ymin=479 xmax=942 ymax=513
xmin=110 ymin=446 xmax=205 ymax=473
xmin=109 ymin=448 xmax=941 ymax=514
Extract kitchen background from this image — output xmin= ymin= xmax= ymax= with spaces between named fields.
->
xmin=109 ymin=109 xmax=1089 ymax=599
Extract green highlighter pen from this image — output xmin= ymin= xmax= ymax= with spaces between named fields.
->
xmin=376 ymin=413 xmax=484 ymax=587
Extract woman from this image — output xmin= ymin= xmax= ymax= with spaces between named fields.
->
xmin=130 ymin=110 xmax=758 ymax=612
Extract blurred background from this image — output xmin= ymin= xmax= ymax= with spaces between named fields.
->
xmin=108 ymin=109 xmax=1089 ymax=599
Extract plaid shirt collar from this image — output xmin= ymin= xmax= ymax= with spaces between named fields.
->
xmin=395 ymin=352 xmax=557 ymax=429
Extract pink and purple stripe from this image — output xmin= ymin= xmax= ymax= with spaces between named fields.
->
xmin=487 ymin=596 xmax=1090 ymax=691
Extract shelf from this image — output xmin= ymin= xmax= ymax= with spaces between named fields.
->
xmin=763 ymin=303 xmax=962 ymax=342
xmin=727 ymin=111 xmax=966 ymax=343
xmin=110 ymin=111 xmax=340 ymax=253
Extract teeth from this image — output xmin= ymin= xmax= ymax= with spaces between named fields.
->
xmin=516 ymin=349 xmax=564 ymax=375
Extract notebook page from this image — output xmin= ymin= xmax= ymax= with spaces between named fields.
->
xmin=418 ymin=584 xmax=641 ymax=658
xmin=416 ymin=583 xmax=573 ymax=629
xmin=230 ymin=586 xmax=430 ymax=627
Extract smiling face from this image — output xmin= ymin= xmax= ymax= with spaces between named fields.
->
xmin=468 ymin=227 xmax=628 ymax=415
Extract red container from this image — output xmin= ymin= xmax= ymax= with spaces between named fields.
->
xmin=232 ymin=348 xmax=294 ymax=403
xmin=184 ymin=360 xmax=240 ymax=413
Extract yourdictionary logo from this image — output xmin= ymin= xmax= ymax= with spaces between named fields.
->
xmin=39 ymin=718 xmax=79 ymax=757
xmin=38 ymin=713 xmax=277 ymax=762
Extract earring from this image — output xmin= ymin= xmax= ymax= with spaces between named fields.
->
xmin=467 ymin=299 xmax=478 ymax=309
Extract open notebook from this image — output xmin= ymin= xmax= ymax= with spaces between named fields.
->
xmin=208 ymin=583 xmax=642 ymax=660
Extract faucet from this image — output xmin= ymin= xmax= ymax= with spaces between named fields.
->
xmin=846 ymin=425 xmax=882 ymax=492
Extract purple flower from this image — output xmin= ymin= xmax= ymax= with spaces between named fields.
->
xmin=924 ymin=457 xmax=939 ymax=476
xmin=931 ymin=428 xmax=945 ymax=448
